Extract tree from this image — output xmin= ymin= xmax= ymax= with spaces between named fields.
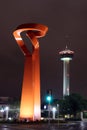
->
xmin=59 ymin=93 xmax=87 ymax=118
xmin=9 ymin=98 xmax=20 ymax=120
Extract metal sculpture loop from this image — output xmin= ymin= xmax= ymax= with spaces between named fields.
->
xmin=13 ymin=23 xmax=48 ymax=56
xmin=13 ymin=23 xmax=48 ymax=121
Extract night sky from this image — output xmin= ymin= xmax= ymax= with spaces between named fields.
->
xmin=0 ymin=0 xmax=87 ymax=101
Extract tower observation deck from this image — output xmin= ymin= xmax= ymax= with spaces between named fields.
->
xmin=59 ymin=46 xmax=74 ymax=97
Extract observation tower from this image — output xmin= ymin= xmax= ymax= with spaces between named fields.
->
xmin=59 ymin=46 xmax=74 ymax=98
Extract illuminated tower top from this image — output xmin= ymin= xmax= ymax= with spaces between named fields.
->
xmin=59 ymin=46 xmax=74 ymax=61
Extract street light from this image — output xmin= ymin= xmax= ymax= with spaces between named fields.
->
xmin=5 ymin=106 xmax=9 ymax=120
xmin=52 ymin=107 xmax=56 ymax=119
xmin=44 ymin=105 xmax=47 ymax=109
xmin=46 ymin=95 xmax=52 ymax=125
xmin=57 ymin=104 xmax=59 ymax=126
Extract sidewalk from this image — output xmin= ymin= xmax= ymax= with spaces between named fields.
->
xmin=0 ymin=122 xmax=78 ymax=130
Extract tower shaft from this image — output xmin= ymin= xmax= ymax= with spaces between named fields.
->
xmin=63 ymin=60 xmax=70 ymax=97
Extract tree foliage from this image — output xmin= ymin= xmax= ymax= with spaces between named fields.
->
xmin=59 ymin=93 xmax=87 ymax=117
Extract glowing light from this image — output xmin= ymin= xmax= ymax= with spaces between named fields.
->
xmin=52 ymin=107 xmax=56 ymax=119
xmin=61 ymin=57 xmax=72 ymax=61
xmin=5 ymin=106 xmax=9 ymax=111
xmin=44 ymin=105 xmax=46 ymax=109
xmin=46 ymin=95 xmax=52 ymax=102
xmin=16 ymin=37 xmax=22 ymax=40
xmin=0 ymin=109 xmax=4 ymax=112
xmin=8 ymin=117 xmax=12 ymax=120
xmin=52 ymin=107 xmax=56 ymax=112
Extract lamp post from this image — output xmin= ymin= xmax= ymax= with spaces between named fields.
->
xmin=0 ymin=108 xmax=4 ymax=119
xmin=57 ymin=104 xmax=59 ymax=126
xmin=5 ymin=106 xmax=9 ymax=120
xmin=46 ymin=95 xmax=51 ymax=125
xmin=52 ymin=107 xmax=56 ymax=119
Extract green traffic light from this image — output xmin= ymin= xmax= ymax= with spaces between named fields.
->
xmin=46 ymin=95 xmax=52 ymax=102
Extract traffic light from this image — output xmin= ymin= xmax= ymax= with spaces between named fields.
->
xmin=46 ymin=89 xmax=52 ymax=103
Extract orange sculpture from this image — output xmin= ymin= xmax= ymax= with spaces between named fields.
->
xmin=13 ymin=23 xmax=48 ymax=121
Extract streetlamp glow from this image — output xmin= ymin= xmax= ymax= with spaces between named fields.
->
xmin=44 ymin=105 xmax=47 ymax=109
xmin=52 ymin=107 xmax=56 ymax=119
xmin=5 ymin=106 xmax=9 ymax=111
xmin=0 ymin=108 xmax=4 ymax=113
xmin=52 ymin=107 xmax=56 ymax=112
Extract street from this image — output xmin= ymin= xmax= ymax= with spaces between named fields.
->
xmin=0 ymin=121 xmax=87 ymax=130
